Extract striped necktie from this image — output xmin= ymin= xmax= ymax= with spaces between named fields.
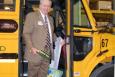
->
xmin=44 ymin=16 xmax=54 ymax=60
xmin=44 ymin=16 xmax=51 ymax=52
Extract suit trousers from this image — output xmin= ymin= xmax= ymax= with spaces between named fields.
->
xmin=28 ymin=59 xmax=49 ymax=77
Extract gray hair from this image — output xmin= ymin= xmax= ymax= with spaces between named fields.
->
xmin=40 ymin=0 xmax=52 ymax=5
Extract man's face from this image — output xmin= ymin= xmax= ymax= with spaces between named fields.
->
xmin=40 ymin=1 xmax=51 ymax=15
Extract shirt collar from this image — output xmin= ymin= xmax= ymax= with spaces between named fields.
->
xmin=39 ymin=9 xmax=48 ymax=21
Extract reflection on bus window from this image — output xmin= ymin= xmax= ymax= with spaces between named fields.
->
xmin=0 ymin=0 xmax=15 ymax=11
xmin=73 ymin=0 xmax=91 ymax=28
xmin=0 ymin=19 xmax=18 ymax=33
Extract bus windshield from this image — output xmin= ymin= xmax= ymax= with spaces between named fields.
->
xmin=0 ymin=0 xmax=15 ymax=11
xmin=73 ymin=0 xmax=91 ymax=28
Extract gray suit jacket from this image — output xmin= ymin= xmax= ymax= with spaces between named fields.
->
xmin=23 ymin=11 xmax=55 ymax=63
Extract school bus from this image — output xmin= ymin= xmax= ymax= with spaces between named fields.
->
xmin=64 ymin=0 xmax=115 ymax=77
xmin=0 ymin=0 xmax=115 ymax=77
xmin=49 ymin=0 xmax=115 ymax=77
xmin=0 ymin=0 xmax=23 ymax=77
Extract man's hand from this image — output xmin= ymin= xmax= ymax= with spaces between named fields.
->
xmin=30 ymin=47 xmax=39 ymax=54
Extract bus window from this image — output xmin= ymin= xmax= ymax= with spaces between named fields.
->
xmin=0 ymin=0 xmax=15 ymax=11
xmin=0 ymin=19 xmax=18 ymax=33
xmin=73 ymin=0 xmax=91 ymax=28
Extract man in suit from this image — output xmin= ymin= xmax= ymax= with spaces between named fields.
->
xmin=23 ymin=0 xmax=54 ymax=77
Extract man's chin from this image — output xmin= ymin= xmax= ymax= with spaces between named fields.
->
xmin=43 ymin=12 xmax=48 ymax=15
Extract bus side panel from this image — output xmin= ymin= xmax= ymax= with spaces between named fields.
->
xmin=0 ymin=60 xmax=18 ymax=77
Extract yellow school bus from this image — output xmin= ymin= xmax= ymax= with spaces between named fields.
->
xmin=64 ymin=0 xmax=115 ymax=77
xmin=0 ymin=0 xmax=23 ymax=77
xmin=23 ymin=0 xmax=115 ymax=77
xmin=0 ymin=0 xmax=115 ymax=77
xmin=50 ymin=0 xmax=115 ymax=77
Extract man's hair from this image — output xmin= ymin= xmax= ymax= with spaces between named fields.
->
xmin=40 ymin=0 xmax=52 ymax=5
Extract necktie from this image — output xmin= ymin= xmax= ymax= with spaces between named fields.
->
xmin=44 ymin=16 xmax=52 ymax=55
xmin=44 ymin=16 xmax=54 ymax=60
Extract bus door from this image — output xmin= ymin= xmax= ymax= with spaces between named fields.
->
xmin=66 ymin=0 xmax=98 ymax=77
xmin=0 ymin=0 xmax=22 ymax=77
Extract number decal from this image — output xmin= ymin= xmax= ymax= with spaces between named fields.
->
xmin=102 ymin=39 xmax=108 ymax=47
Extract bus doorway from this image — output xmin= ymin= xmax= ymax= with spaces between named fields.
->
xmin=23 ymin=0 xmax=67 ymax=77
